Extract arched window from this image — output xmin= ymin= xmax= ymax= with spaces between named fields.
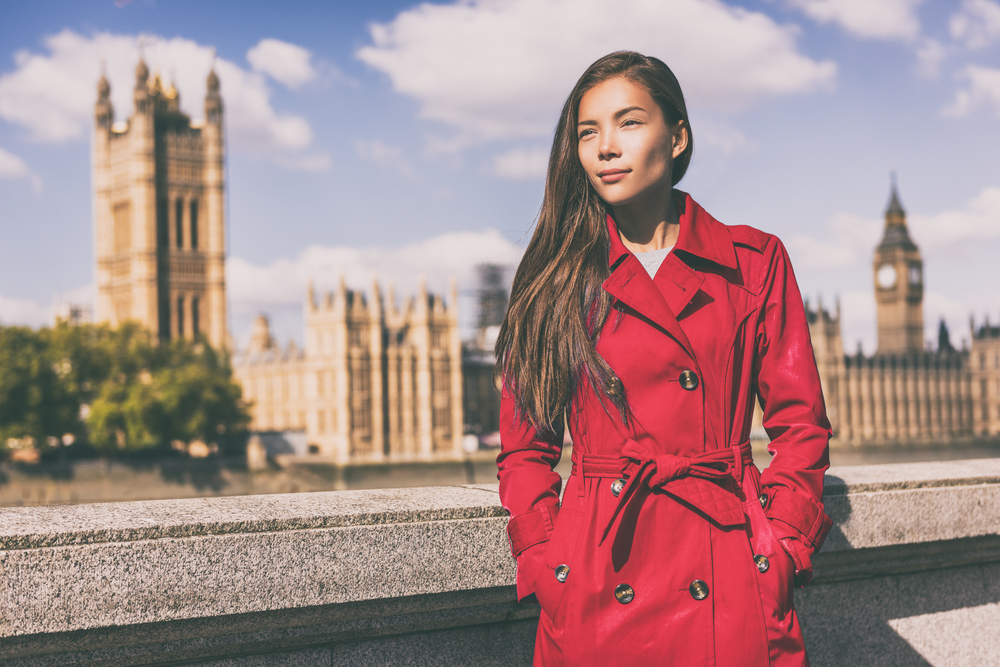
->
xmin=192 ymin=296 xmax=200 ymax=338
xmin=158 ymin=294 xmax=170 ymax=341
xmin=115 ymin=201 xmax=134 ymax=252
xmin=175 ymin=198 xmax=184 ymax=248
xmin=177 ymin=294 xmax=185 ymax=338
xmin=190 ymin=198 xmax=199 ymax=249
xmin=155 ymin=198 xmax=167 ymax=249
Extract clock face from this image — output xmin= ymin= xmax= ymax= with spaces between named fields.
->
xmin=877 ymin=264 xmax=897 ymax=289
xmin=908 ymin=265 xmax=921 ymax=285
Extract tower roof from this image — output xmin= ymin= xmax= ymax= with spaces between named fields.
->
xmin=885 ymin=182 xmax=905 ymax=218
xmin=878 ymin=178 xmax=918 ymax=252
xmin=135 ymin=58 xmax=149 ymax=86
xmin=207 ymin=68 xmax=220 ymax=93
xmin=97 ymin=73 xmax=110 ymax=99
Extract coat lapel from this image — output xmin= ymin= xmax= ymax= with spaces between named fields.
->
xmin=654 ymin=253 xmax=705 ymax=320
xmin=603 ymin=191 xmax=739 ymax=359
xmin=602 ymin=256 xmax=696 ymax=360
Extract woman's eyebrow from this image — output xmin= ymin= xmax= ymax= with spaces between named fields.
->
xmin=577 ymin=106 xmax=647 ymax=126
xmin=614 ymin=105 xmax=645 ymax=119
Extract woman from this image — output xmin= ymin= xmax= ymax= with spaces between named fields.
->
xmin=495 ymin=51 xmax=833 ymax=666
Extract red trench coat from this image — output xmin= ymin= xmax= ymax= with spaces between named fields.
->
xmin=497 ymin=192 xmax=833 ymax=667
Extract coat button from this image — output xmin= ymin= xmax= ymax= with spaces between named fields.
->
xmin=679 ymin=370 xmax=699 ymax=390
xmin=554 ymin=564 xmax=570 ymax=583
xmin=759 ymin=492 xmax=768 ymax=509
xmin=611 ymin=478 xmax=626 ymax=497
xmin=754 ymin=555 xmax=770 ymax=573
xmin=614 ymin=583 xmax=635 ymax=604
xmin=689 ymin=580 xmax=709 ymax=600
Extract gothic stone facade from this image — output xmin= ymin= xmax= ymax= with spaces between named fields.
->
xmin=798 ymin=185 xmax=1000 ymax=445
xmin=93 ymin=59 xmax=227 ymax=349
xmin=233 ymin=280 xmax=465 ymax=462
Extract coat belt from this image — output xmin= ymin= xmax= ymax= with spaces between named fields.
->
xmin=571 ymin=440 xmax=753 ymax=546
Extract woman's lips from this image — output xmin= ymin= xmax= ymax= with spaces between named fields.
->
xmin=598 ymin=169 xmax=629 ymax=183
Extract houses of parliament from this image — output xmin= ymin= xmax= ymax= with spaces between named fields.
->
xmin=92 ymin=60 xmax=1000 ymax=459
xmin=803 ymin=186 xmax=1000 ymax=444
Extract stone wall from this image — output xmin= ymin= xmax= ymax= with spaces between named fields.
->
xmin=2 ymin=459 xmax=999 ymax=666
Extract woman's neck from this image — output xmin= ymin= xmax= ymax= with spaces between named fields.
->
xmin=612 ymin=189 xmax=680 ymax=253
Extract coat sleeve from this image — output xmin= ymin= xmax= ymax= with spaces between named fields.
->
xmin=754 ymin=238 xmax=833 ymax=586
xmin=496 ymin=385 xmax=564 ymax=603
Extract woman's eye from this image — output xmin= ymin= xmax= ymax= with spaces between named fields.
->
xmin=622 ymin=119 xmax=641 ymax=127
xmin=578 ymin=129 xmax=596 ymax=139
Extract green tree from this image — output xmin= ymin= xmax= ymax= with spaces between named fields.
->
xmin=0 ymin=321 xmax=249 ymax=456
xmin=0 ymin=326 xmax=78 ymax=446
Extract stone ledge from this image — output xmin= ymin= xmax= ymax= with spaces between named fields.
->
xmin=813 ymin=535 xmax=1000 ymax=584
xmin=0 ymin=588 xmax=537 ymax=667
xmin=2 ymin=459 xmax=999 ymax=666
xmin=1 ymin=516 xmax=514 ymax=637
xmin=823 ymin=458 xmax=1000 ymax=494
xmin=0 ymin=484 xmax=503 ymax=550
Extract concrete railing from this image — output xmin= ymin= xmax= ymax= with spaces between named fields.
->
xmin=2 ymin=459 xmax=999 ymax=666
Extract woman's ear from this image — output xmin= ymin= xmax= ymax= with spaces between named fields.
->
xmin=671 ymin=122 xmax=689 ymax=159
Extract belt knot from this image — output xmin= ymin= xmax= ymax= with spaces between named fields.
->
xmin=599 ymin=439 xmax=752 ymax=546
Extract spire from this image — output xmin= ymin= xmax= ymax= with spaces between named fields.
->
xmin=878 ymin=174 xmax=917 ymax=252
xmin=885 ymin=172 xmax=905 ymax=220
xmin=95 ymin=64 xmax=113 ymax=128
xmin=135 ymin=57 xmax=149 ymax=88
xmin=205 ymin=53 xmax=223 ymax=125
xmin=97 ymin=62 xmax=110 ymax=100
xmin=148 ymin=72 xmax=163 ymax=96
xmin=134 ymin=54 xmax=151 ymax=113
xmin=247 ymin=314 xmax=275 ymax=354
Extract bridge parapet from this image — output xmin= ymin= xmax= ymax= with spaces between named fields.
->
xmin=2 ymin=460 xmax=1000 ymax=666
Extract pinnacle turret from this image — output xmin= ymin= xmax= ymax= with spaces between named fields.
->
xmin=97 ymin=73 xmax=110 ymax=100
xmin=135 ymin=58 xmax=149 ymax=87
xmin=95 ymin=72 xmax=113 ymax=128
xmin=205 ymin=67 xmax=223 ymax=124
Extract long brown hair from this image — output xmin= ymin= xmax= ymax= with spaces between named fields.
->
xmin=494 ymin=51 xmax=694 ymax=437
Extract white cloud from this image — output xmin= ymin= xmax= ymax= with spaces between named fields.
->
xmin=354 ymin=139 xmax=415 ymax=179
xmin=695 ymin=117 xmax=758 ymax=155
xmin=274 ymin=151 xmax=332 ymax=172
xmin=490 ymin=148 xmax=548 ymax=180
xmin=356 ymin=0 xmax=836 ymax=145
xmin=788 ymin=185 xmax=1000 ymax=272
xmin=0 ymin=294 xmax=51 ymax=328
xmin=227 ymin=228 xmax=524 ymax=345
xmin=0 ymin=146 xmax=42 ymax=192
xmin=0 ymin=29 xmax=314 ymax=159
xmin=784 ymin=0 xmax=923 ymax=40
xmin=247 ymin=38 xmax=316 ymax=89
xmin=944 ymin=64 xmax=1000 ymax=117
xmin=786 ymin=212 xmax=881 ymax=270
xmin=951 ymin=0 xmax=1000 ymax=49
xmin=839 ymin=289 xmax=877 ymax=355
xmin=915 ymin=39 xmax=947 ymax=79
xmin=0 ymin=145 xmax=29 ymax=177
xmin=909 ymin=186 xmax=1000 ymax=245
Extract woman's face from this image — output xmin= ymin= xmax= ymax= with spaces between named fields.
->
xmin=577 ymin=77 xmax=687 ymax=209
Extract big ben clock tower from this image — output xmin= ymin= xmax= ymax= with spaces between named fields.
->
xmin=874 ymin=179 xmax=924 ymax=354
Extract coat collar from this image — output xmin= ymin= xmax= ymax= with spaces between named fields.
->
xmin=605 ymin=190 xmax=737 ymax=271
xmin=602 ymin=191 xmax=736 ymax=360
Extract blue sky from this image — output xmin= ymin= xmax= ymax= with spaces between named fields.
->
xmin=1 ymin=0 xmax=999 ymax=351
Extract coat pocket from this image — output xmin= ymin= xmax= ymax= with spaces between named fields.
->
xmin=744 ymin=496 xmax=795 ymax=621
xmin=534 ymin=509 xmax=583 ymax=626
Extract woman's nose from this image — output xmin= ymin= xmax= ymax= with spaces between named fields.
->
xmin=599 ymin=133 xmax=620 ymax=161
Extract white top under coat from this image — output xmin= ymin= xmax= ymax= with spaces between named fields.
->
xmin=634 ymin=246 xmax=674 ymax=278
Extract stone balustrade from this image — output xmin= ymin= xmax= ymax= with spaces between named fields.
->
xmin=2 ymin=459 xmax=999 ymax=666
